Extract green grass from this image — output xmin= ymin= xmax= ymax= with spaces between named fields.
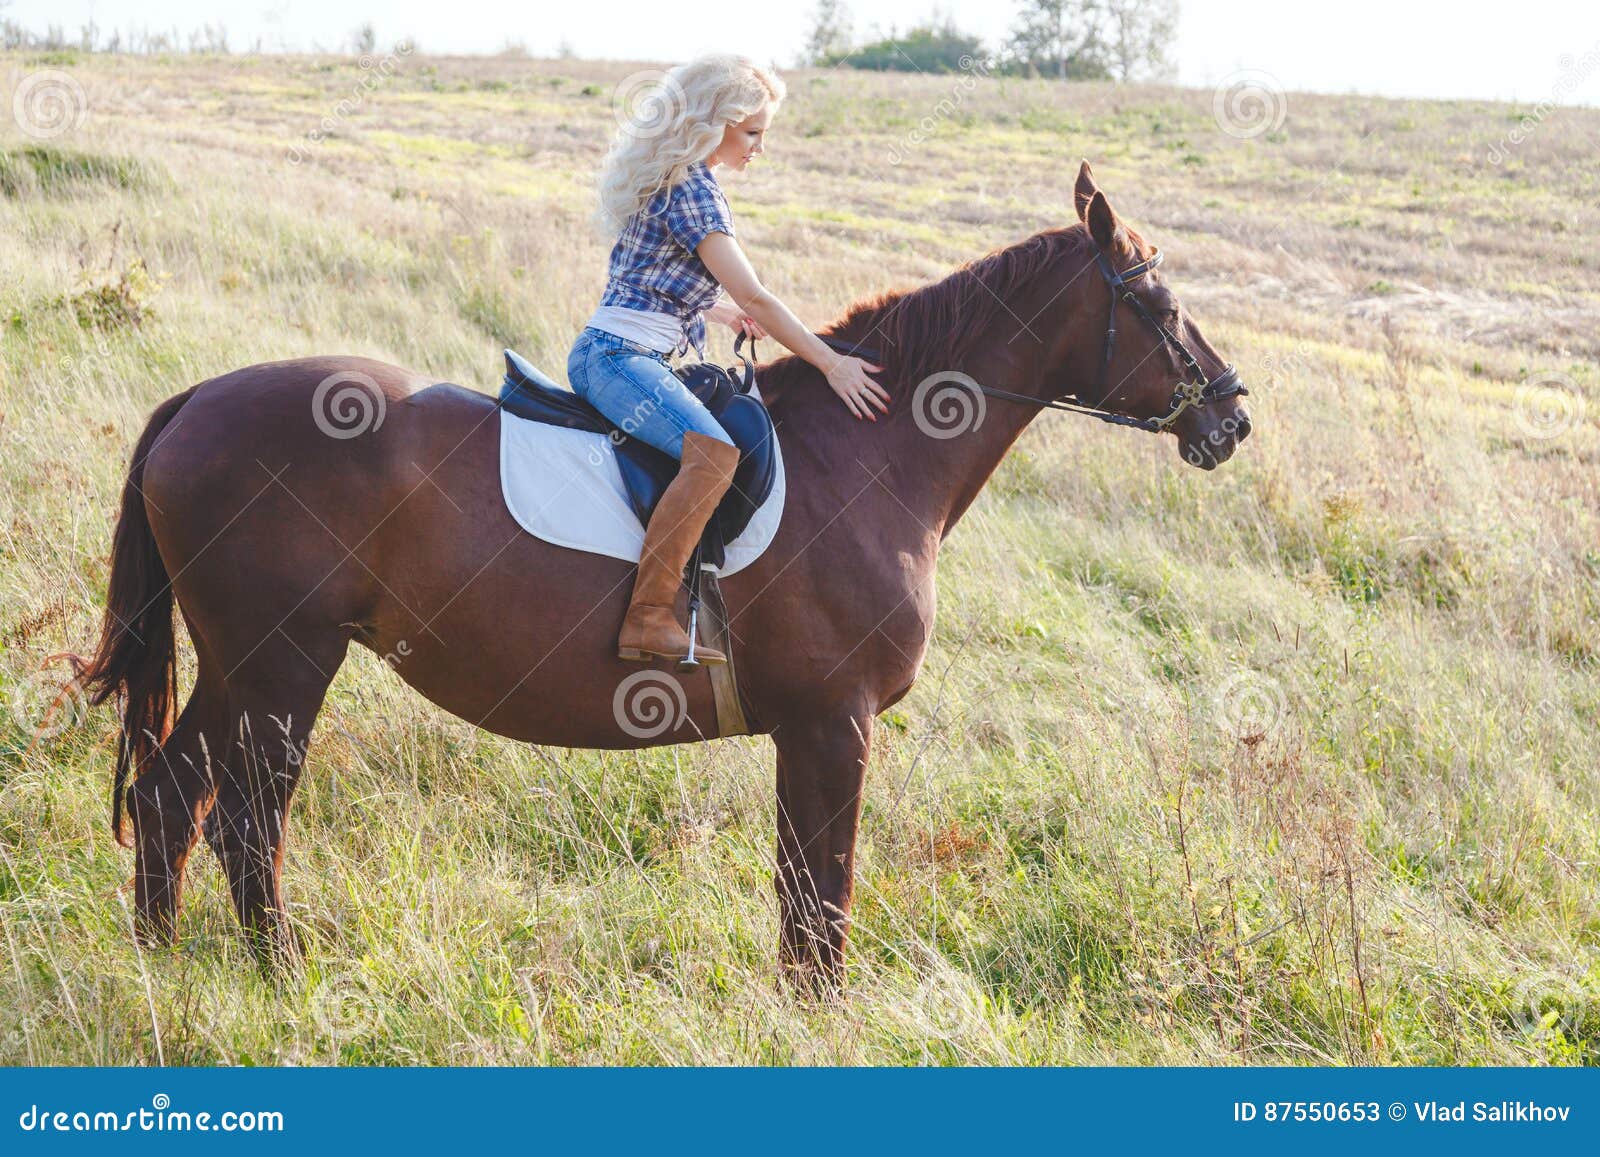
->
xmin=1 ymin=51 xmax=1598 ymax=1066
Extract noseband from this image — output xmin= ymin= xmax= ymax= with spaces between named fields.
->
xmin=1081 ymin=248 xmax=1246 ymax=432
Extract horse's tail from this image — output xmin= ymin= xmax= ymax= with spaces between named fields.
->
xmin=71 ymin=386 xmax=197 ymax=848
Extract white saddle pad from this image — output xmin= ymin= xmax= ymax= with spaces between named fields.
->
xmin=498 ymin=404 xmax=785 ymax=578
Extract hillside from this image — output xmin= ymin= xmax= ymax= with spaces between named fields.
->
xmin=1 ymin=50 xmax=1597 ymax=1064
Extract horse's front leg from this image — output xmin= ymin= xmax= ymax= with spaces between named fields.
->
xmin=771 ymin=708 xmax=873 ymax=994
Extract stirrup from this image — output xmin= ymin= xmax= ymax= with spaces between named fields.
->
xmin=678 ymin=549 xmax=706 ymax=671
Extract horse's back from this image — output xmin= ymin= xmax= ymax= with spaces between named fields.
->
xmin=143 ymin=355 xmax=482 ymax=492
xmin=137 ymin=358 xmax=478 ymax=645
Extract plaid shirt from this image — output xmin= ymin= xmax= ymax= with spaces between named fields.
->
xmin=599 ymin=161 xmax=735 ymax=357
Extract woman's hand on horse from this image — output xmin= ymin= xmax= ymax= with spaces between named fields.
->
xmin=825 ymin=355 xmax=889 ymax=421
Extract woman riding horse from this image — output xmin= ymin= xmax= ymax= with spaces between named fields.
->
xmin=573 ymin=55 xmax=886 ymax=664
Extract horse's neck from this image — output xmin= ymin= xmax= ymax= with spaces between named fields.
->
xmin=770 ymin=345 xmax=1041 ymax=548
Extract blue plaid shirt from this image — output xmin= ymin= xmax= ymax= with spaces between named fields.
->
xmin=599 ymin=161 xmax=735 ymax=357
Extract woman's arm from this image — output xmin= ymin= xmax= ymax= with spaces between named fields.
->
xmin=698 ymin=232 xmax=889 ymax=421
xmin=705 ymin=298 xmax=767 ymax=340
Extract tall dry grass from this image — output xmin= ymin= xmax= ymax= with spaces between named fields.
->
xmin=1 ymin=51 xmax=1597 ymax=1064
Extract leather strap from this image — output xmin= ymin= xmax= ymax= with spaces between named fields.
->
xmin=695 ymin=571 xmax=750 ymax=737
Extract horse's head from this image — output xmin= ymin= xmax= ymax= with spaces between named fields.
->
xmin=1057 ymin=161 xmax=1252 ymax=469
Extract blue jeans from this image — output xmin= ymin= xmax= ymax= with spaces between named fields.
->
xmin=567 ymin=326 xmax=733 ymax=460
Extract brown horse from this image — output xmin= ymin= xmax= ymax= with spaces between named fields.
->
xmin=75 ymin=163 xmax=1251 ymax=988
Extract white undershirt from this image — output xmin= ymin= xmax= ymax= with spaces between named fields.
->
xmin=585 ymin=305 xmax=685 ymax=354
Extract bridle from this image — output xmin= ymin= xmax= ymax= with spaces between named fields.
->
xmin=959 ymin=247 xmax=1246 ymax=433
xmin=805 ymin=247 xmax=1248 ymax=435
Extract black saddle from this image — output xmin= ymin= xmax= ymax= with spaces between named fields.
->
xmin=496 ymin=340 xmax=777 ymax=569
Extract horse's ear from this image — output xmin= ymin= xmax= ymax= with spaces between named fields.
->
xmin=1074 ymin=159 xmax=1098 ymax=223
xmin=1085 ymin=190 xmax=1126 ymax=254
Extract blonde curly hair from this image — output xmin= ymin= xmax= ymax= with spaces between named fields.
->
xmin=594 ymin=55 xmax=785 ymax=238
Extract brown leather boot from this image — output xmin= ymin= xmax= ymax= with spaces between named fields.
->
xmin=617 ymin=431 xmax=741 ymax=664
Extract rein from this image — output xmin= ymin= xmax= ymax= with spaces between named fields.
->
xmin=752 ymin=249 xmax=1246 ymax=436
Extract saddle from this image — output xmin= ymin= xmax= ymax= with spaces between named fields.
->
xmin=496 ymin=341 xmax=778 ymax=569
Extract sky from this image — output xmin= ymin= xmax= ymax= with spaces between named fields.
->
xmin=5 ymin=0 xmax=1599 ymax=105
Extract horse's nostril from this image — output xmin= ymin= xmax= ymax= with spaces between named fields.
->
xmin=1235 ymin=413 xmax=1252 ymax=441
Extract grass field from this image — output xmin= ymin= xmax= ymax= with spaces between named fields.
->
xmin=1 ymin=49 xmax=1598 ymax=1065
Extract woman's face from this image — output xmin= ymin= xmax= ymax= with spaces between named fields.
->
xmin=707 ymin=104 xmax=773 ymax=172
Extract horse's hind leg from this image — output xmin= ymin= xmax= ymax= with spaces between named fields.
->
xmin=129 ymin=676 xmax=226 ymax=946
xmin=202 ymin=634 xmax=346 ymax=970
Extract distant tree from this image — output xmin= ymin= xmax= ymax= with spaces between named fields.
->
xmin=188 ymin=23 xmax=229 ymax=54
xmin=0 ymin=0 xmax=20 ymax=52
xmin=1003 ymin=0 xmax=1177 ymax=81
xmin=1102 ymin=0 xmax=1177 ymax=81
xmin=352 ymin=22 xmax=377 ymax=56
xmin=823 ymin=16 xmax=982 ymax=73
xmin=803 ymin=0 xmax=854 ymax=65
xmin=1006 ymin=0 xmax=1107 ymax=80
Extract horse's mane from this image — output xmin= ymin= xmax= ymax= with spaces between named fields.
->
xmin=757 ymin=220 xmax=1144 ymax=409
